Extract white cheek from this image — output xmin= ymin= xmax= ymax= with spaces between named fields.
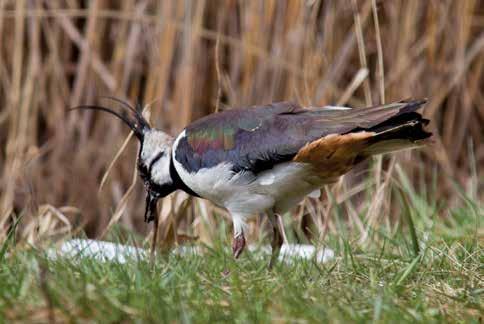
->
xmin=151 ymin=155 xmax=171 ymax=184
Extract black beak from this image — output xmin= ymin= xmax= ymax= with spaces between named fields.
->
xmin=144 ymin=191 xmax=159 ymax=223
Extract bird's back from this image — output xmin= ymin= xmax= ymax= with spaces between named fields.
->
xmin=172 ymin=99 xmax=431 ymax=215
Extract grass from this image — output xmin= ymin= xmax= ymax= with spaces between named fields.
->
xmin=1 ymin=190 xmax=481 ymax=323
xmin=0 ymin=2 xmax=483 ymax=322
xmin=1 ymin=1 xmax=483 ymax=240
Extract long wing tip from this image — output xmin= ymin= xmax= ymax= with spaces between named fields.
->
xmin=400 ymin=98 xmax=428 ymax=106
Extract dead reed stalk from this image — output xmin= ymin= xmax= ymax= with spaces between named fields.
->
xmin=0 ymin=1 xmax=482 ymax=245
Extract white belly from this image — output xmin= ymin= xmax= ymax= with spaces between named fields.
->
xmin=173 ymin=157 xmax=322 ymax=216
xmin=253 ymin=162 xmax=323 ymax=214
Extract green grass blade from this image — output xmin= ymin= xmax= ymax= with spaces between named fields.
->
xmin=0 ymin=215 xmax=22 ymax=262
xmin=394 ymin=254 xmax=421 ymax=286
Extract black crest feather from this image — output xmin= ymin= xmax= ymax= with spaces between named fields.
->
xmin=69 ymin=97 xmax=150 ymax=139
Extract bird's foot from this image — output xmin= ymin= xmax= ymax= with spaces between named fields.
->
xmin=232 ymin=233 xmax=246 ymax=259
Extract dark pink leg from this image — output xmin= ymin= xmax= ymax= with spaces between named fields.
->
xmin=232 ymin=232 xmax=246 ymax=259
xmin=268 ymin=212 xmax=284 ymax=269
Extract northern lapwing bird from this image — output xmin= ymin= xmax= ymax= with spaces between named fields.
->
xmin=73 ymin=98 xmax=432 ymax=267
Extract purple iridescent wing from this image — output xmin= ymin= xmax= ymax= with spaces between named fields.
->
xmin=174 ymin=102 xmax=310 ymax=173
xmin=174 ymin=100 xmax=428 ymax=174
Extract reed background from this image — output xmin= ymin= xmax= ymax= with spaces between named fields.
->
xmin=0 ymin=0 xmax=482 ymax=246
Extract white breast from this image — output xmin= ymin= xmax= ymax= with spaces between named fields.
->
xmin=172 ymin=131 xmax=325 ymax=217
xmin=172 ymin=131 xmax=259 ymax=209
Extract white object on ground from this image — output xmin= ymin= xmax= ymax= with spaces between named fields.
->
xmin=48 ymin=239 xmax=334 ymax=264
xmin=48 ymin=239 xmax=148 ymax=263
xmin=248 ymin=244 xmax=334 ymax=264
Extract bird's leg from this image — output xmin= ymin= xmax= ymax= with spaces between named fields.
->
xmin=231 ymin=216 xmax=247 ymax=259
xmin=232 ymin=231 xmax=246 ymax=259
xmin=268 ymin=211 xmax=284 ymax=270
xmin=223 ymin=219 xmax=246 ymax=275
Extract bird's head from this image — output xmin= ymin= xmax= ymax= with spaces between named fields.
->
xmin=71 ymin=97 xmax=176 ymax=223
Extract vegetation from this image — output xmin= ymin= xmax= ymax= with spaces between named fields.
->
xmin=1 ymin=169 xmax=482 ymax=323
xmin=0 ymin=1 xmax=482 ymax=322
xmin=0 ymin=1 xmax=482 ymax=241
xmin=1 ymin=203 xmax=482 ymax=322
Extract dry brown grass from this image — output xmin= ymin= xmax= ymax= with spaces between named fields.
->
xmin=0 ymin=0 xmax=482 ymax=246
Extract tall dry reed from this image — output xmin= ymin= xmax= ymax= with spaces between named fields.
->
xmin=0 ymin=0 xmax=482 ymax=246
